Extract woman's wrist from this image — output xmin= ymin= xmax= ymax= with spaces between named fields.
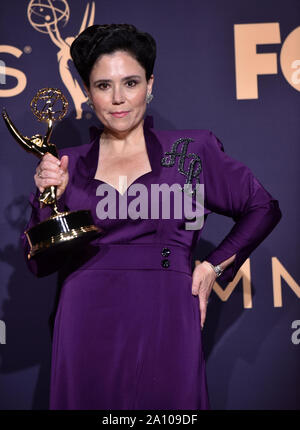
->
xmin=202 ymin=260 xmax=220 ymax=278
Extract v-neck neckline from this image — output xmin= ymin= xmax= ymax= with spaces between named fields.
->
xmin=85 ymin=116 xmax=162 ymax=196
xmin=93 ymin=133 xmax=152 ymax=197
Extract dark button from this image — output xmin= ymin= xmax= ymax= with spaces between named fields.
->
xmin=161 ymin=259 xmax=170 ymax=268
xmin=161 ymin=247 xmax=171 ymax=257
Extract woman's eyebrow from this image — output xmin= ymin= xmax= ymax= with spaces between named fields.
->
xmin=94 ymin=75 xmax=142 ymax=84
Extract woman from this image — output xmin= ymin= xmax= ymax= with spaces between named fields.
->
xmin=22 ymin=24 xmax=282 ymax=410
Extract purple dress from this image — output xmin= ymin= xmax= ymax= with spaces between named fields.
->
xmin=21 ymin=116 xmax=281 ymax=410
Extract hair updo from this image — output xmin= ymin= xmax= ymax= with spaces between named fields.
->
xmin=70 ymin=24 xmax=157 ymax=88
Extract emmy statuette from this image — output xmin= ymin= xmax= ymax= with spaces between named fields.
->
xmin=2 ymin=88 xmax=102 ymax=260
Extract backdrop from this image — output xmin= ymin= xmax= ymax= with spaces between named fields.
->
xmin=0 ymin=0 xmax=299 ymax=410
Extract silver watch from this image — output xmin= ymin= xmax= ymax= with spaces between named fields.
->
xmin=205 ymin=262 xmax=223 ymax=277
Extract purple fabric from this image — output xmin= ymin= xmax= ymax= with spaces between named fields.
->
xmin=20 ymin=116 xmax=281 ymax=409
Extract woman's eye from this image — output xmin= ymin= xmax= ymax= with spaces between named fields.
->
xmin=126 ymin=80 xmax=138 ymax=87
xmin=98 ymin=83 xmax=109 ymax=90
xmin=96 ymin=80 xmax=138 ymax=89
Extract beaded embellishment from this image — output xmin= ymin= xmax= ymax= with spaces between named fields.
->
xmin=161 ymin=138 xmax=202 ymax=194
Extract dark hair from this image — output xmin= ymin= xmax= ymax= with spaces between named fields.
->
xmin=70 ymin=24 xmax=156 ymax=88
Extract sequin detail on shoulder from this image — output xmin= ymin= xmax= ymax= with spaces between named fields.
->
xmin=161 ymin=138 xmax=202 ymax=193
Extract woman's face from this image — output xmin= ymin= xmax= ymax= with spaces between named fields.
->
xmin=87 ymin=50 xmax=154 ymax=135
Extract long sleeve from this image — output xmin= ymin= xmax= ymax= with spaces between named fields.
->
xmin=202 ymin=131 xmax=282 ymax=283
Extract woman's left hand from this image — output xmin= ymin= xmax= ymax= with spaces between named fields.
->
xmin=191 ymin=260 xmax=217 ymax=330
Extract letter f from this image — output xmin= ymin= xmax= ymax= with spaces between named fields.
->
xmin=234 ymin=23 xmax=281 ymax=99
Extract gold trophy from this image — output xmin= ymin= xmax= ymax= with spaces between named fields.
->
xmin=2 ymin=88 xmax=102 ymax=260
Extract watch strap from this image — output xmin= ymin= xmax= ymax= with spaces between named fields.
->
xmin=204 ymin=261 xmax=223 ymax=277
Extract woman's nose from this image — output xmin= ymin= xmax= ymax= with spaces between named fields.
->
xmin=112 ymin=86 xmax=125 ymax=104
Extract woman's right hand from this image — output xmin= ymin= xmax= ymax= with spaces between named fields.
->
xmin=34 ymin=152 xmax=69 ymax=200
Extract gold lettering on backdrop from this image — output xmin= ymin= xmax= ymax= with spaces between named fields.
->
xmin=234 ymin=23 xmax=281 ymax=99
xmin=213 ymin=259 xmax=253 ymax=309
xmin=272 ymin=257 xmax=300 ymax=308
xmin=27 ymin=0 xmax=95 ymax=119
xmin=280 ymin=26 xmax=300 ymax=91
xmin=0 ymin=45 xmax=27 ymax=97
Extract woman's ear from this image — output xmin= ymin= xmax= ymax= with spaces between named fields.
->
xmin=147 ymin=74 xmax=154 ymax=94
xmin=83 ymin=83 xmax=91 ymax=99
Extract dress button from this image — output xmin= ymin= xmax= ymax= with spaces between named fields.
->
xmin=161 ymin=259 xmax=170 ymax=268
xmin=161 ymin=247 xmax=171 ymax=257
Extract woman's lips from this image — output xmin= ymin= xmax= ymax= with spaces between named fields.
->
xmin=111 ymin=111 xmax=129 ymax=118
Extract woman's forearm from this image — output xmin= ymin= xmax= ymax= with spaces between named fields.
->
xmin=202 ymin=253 xmax=236 ymax=275
xmin=218 ymin=253 xmax=236 ymax=271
